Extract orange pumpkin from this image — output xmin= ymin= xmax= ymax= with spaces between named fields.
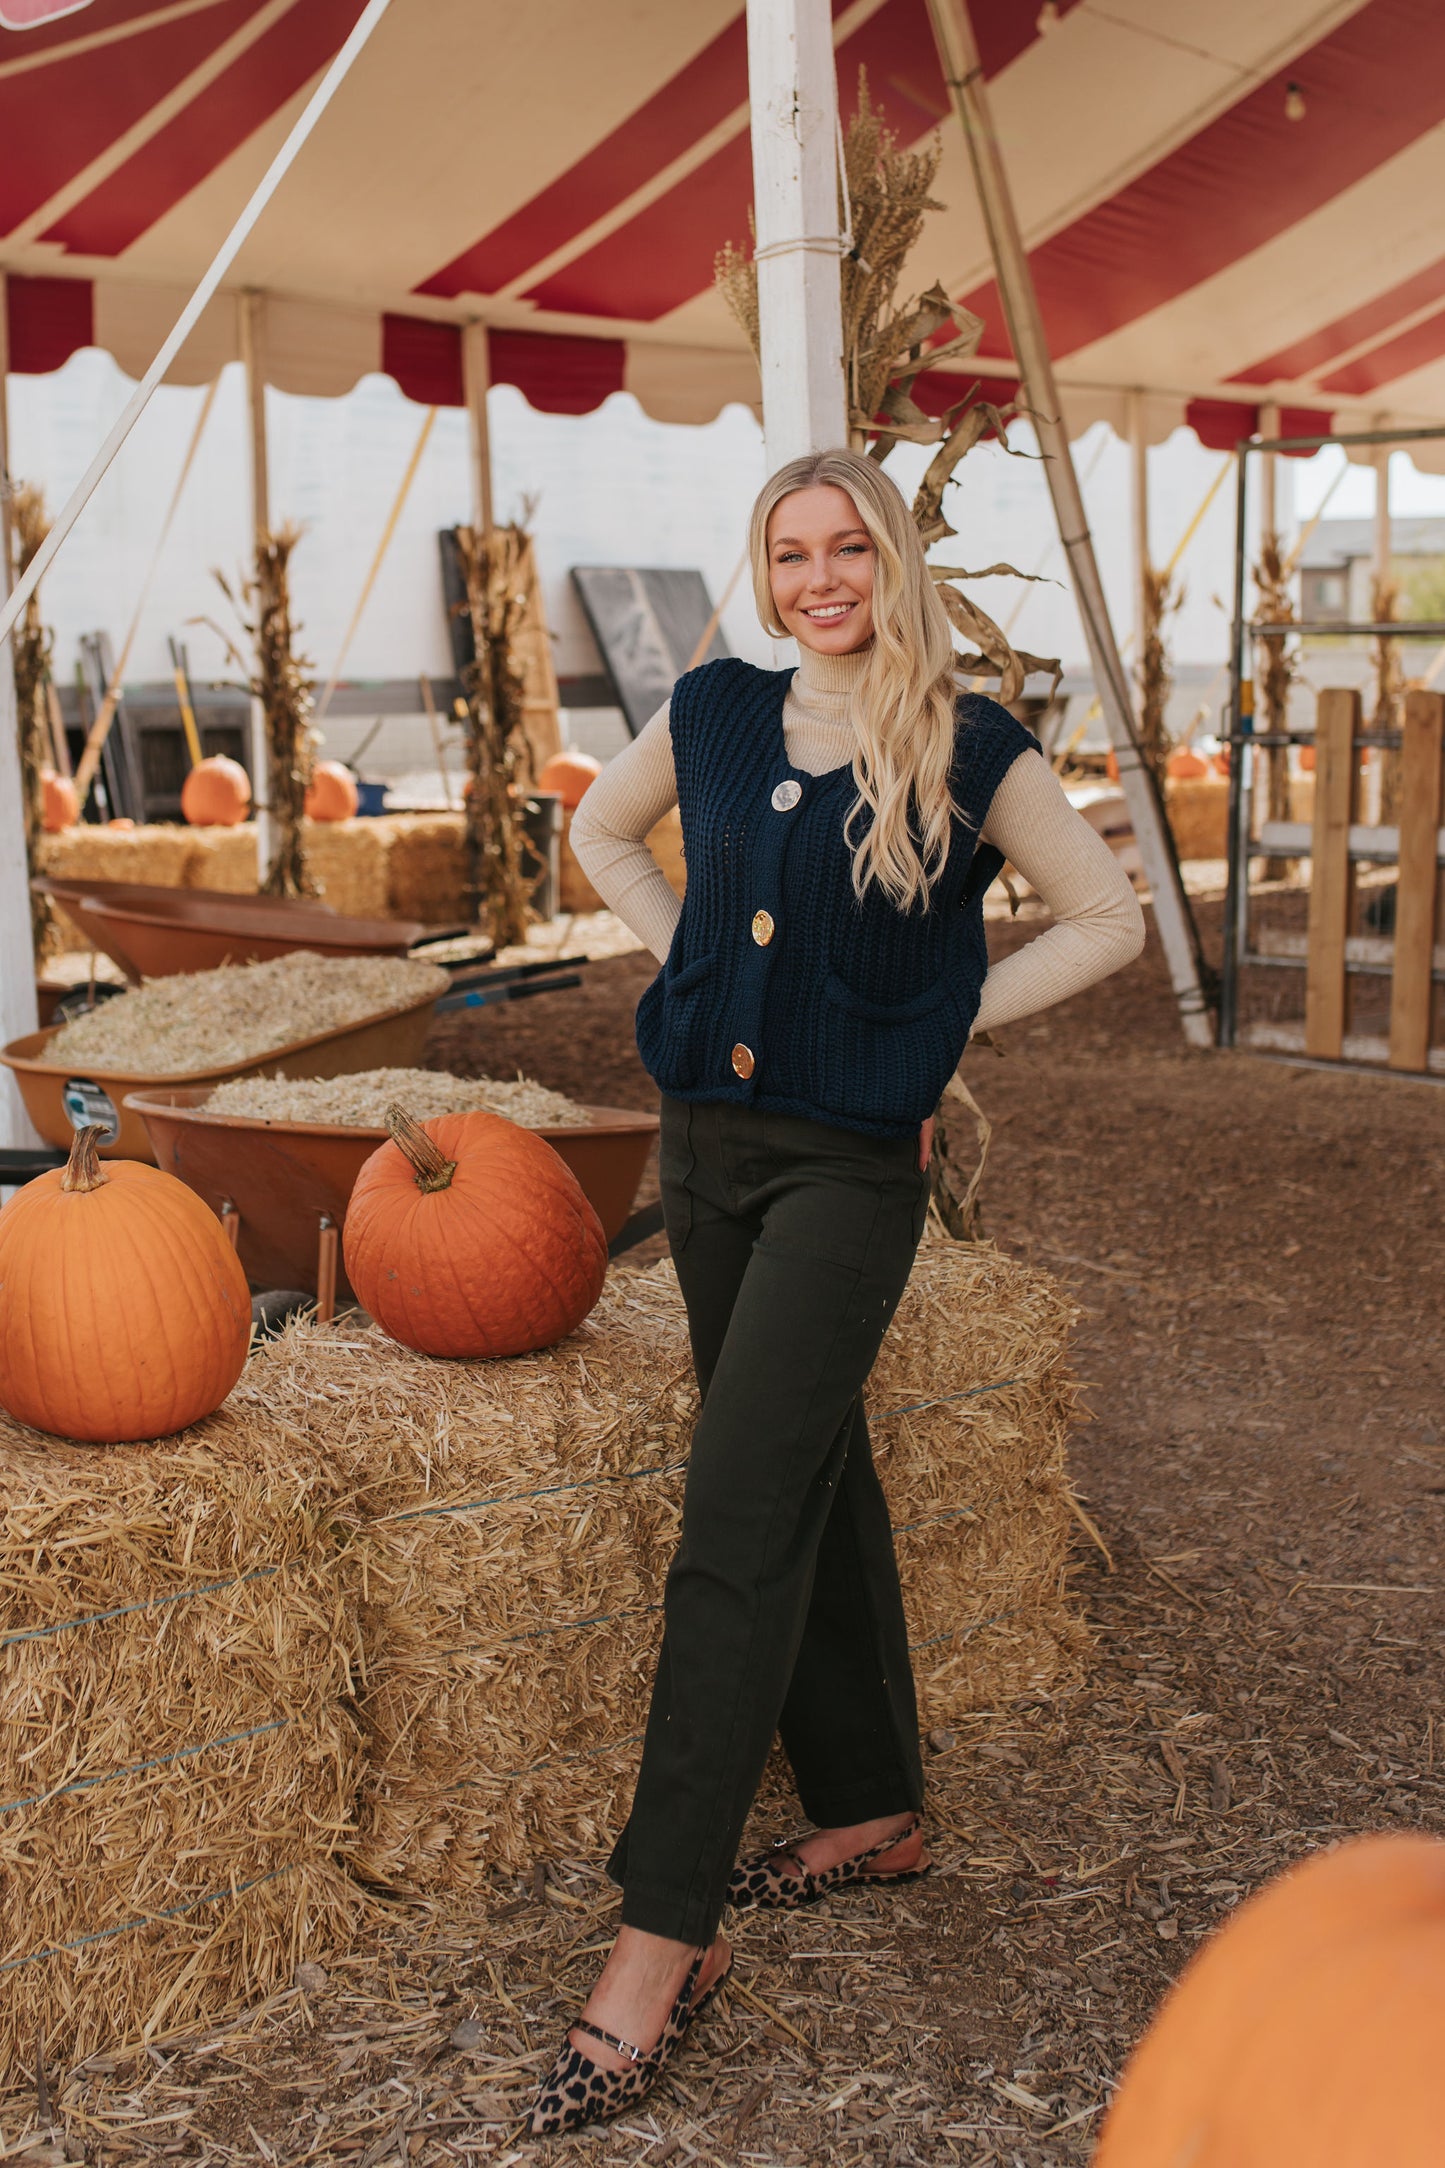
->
xmin=1298 ymin=743 xmax=1317 ymax=773
xmin=344 ymin=1107 xmax=607 ymax=1359
xmin=1166 ymin=746 xmax=1211 ymax=780
xmin=1105 ymin=748 xmax=1121 ymax=784
xmin=0 ymin=1126 xmax=251 ymax=1443
xmin=182 ymin=754 xmax=252 ymax=827
xmin=305 ymin=759 xmax=359 ymax=822
xmin=1094 ymin=1834 xmax=1445 ymax=2168
xmin=107 ymin=815 xmax=136 ymax=830
xmin=40 ymin=769 xmax=79 ymax=832
xmin=537 ymin=750 xmax=602 ymax=810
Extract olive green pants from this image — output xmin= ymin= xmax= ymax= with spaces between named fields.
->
xmin=607 ymin=1097 xmax=930 ymax=1944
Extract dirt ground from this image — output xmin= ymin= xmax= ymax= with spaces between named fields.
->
xmin=8 ymin=894 xmax=1444 ymax=2167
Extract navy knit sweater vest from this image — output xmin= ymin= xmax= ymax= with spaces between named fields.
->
xmin=634 ymin=658 xmax=1038 ymax=1137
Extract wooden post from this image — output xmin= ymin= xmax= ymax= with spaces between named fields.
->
xmin=239 ymin=290 xmax=274 ymax=885
xmin=1305 ymin=687 xmax=1359 ymax=1059
xmin=0 ymin=269 xmax=43 ymax=1147
xmin=745 ymin=0 xmax=848 ymax=466
xmin=462 ymin=321 xmax=494 ymax=539
xmin=1389 ymin=688 xmax=1443 ymax=1072
xmin=926 ymin=0 xmax=1214 ymax=1047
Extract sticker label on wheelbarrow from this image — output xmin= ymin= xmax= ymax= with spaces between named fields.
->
xmin=62 ymin=1078 xmax=120 ymax=1144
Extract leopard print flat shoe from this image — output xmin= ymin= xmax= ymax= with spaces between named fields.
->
xmin=727 ymin=1813 xmax=930 ymax=1914
xmin=527 ymin=1945 xmax=731 ymax=2138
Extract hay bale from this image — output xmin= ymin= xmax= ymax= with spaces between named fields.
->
xmin=39 ymin=825 xmax=203 ymax=892
xmin=382 ymin=812 xmax=468 ymax=924
xmin=1165 ymin=776 xmax=1229 ymax=862
xmin=303 ymin=819 xmax=390 ymax=918
xmin=285 ymin=1240 xmax=1083 ymax=1894
xmin=186 ymin=824 xmax=259 ymax=893
xmin=0 ymin=1409 xmax=367 ymax=2081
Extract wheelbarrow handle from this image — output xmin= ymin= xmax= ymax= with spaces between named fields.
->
xmin=435 ymin=972 xmax=583 ymax=1013
xmin=0 ymin=1147 xmax=70 ymax=1183
xmin=444 ymin=955 xmax=590 ymax=995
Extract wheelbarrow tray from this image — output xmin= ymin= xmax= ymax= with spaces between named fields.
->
xmin=124 ymin=1090 xmax=661 ymax=1297
xmin=75 ymin=890 xmax=429 ymax=980
xmin=34 ymin=878 xmax=339 ymax=981
xmin=1 ymin=990 xmax=440 ymax=1163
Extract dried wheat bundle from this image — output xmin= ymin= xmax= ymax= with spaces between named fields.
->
xmin=454 ymin=523 xmax=536 ymax=946
xmin=716 ymin=73 xmax=1059 ymax=705
xmin=43 ymin=952 xmax=445 ymax=1072
xmin=204 ymin=1067 xmax=592 ymax=1130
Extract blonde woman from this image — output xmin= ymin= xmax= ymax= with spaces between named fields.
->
xmin=528 ymin=448 xmax=1143 ymax=2135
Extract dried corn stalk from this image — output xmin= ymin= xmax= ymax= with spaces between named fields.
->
xmin=209 ymin=525 xmax=317 ymax=896
xmin=1371 ymin=569 xmax=1404 ymax=819
xmin=9 ymin=482 xmax=55 ymax=961
xmin=1137 ymin=562 xmax=1182 ymax=793
xmin=716 ymin=71 xmax=1059 ymax=706
xmin=454 ymin=521 xmax=534 ymax=946
xmin=1253 ymin=533 xmax=1297 ymax=873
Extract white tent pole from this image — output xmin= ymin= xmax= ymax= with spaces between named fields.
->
xmin=462 ymin=322 xmax=494 ymax=539
xmin=239 ymin=289 xmax=274 ymax=882
xmin=745 ymin=0 xmax=848 ymax=467
xmin=0 ymin=268 xmax=42 ymax=1146
xmin=1128 ymin=387 xmax=1149 ymax=713
xmin=926 ymin=0 xmax=1213 ymax=1047
xmin=0 ymin=0 xmax=394 ymax=661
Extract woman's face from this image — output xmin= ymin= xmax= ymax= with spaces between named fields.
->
xmin=766 ymin=485 xmax=876 ymax=654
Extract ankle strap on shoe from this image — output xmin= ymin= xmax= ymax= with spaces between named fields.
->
xmin=573 ymin=2017 xmax=644 ymax=2064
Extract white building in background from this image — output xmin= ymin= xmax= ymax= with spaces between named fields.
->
xmin=21 ymin=345 xmax=1440 ymax=781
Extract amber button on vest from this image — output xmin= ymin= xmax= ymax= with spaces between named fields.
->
xmin=751 ymin=909 xmax=775 ymax=946
xmin=731 ymin=1043 xmax=756 ymax=1079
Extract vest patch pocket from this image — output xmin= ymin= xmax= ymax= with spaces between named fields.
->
xmin=822 ymin=970 xmax=950 ymax=1024
xmin=665 ymin=951 xmax=715 ymax=997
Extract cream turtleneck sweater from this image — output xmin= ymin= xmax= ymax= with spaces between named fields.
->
xmin=569 ymin=645 xmax=1144 ymax=1040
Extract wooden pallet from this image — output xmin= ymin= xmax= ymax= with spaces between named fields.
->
xmin=1263 ymin=687 xmax=1445 ymax=1073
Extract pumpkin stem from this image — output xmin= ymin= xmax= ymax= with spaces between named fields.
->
xmin=61 ymin=1125 xmax=109 ymax=1194
xmin=385 ymin=1104 xmax=457 ymax=1193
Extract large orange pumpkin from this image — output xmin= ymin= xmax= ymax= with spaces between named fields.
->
xmin=0 ymin=1126 xmax=251 ymax=1443
xmin=344 ymin=1108 xmax=608 ymax=1358
xmin=1094 ymin=1834 xmax=1445 ymax=2168
xmin=305 ymin=759 xmax=359 ymax=822
xmin=537 ymin=750 xmax=602 ymax=810
xmin=41 ymin=769 xmax=79 ymax=832
xmin=182 ymin=754 xmax=252 ymax=827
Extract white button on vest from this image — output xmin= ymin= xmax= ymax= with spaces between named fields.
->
xmin=771 ymin=779 xmax=802 ymax=812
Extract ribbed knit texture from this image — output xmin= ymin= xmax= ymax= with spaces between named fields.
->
xmin=634 ymin=658 xmax=1038 ymax=1136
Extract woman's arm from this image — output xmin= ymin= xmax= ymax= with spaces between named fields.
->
xmin=971 ymin=751 xmax=1146 ymax=1037
xmin=567 ymin=702 xmax=684 ymax=964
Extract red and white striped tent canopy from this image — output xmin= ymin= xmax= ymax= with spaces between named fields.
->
xmin=2 ymin=0 xmax=1444 ymax=458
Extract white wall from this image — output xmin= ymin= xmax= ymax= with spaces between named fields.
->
xmin=19 ymin=347 xmax=1443 ymax=722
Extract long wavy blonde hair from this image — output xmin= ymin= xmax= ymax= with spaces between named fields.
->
xmin=749 ymin=447 xmax=960 ymax=912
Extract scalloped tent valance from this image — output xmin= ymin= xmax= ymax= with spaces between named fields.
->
xmin=1 ymin=0 xmax=1443 ymax=460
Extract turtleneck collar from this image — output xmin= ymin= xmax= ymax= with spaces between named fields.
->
xmin=794 ymin=641 xmax=869 ymax=704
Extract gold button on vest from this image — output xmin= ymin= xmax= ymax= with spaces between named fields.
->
xmin=751 ymin=909 xmax=775 ymax=947
xmin=731 ymin=1042 xmax=755 ymax=1080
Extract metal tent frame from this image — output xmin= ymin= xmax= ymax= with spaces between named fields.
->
xmin=1219 ymin=418 xmax=1445 ymax=1064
